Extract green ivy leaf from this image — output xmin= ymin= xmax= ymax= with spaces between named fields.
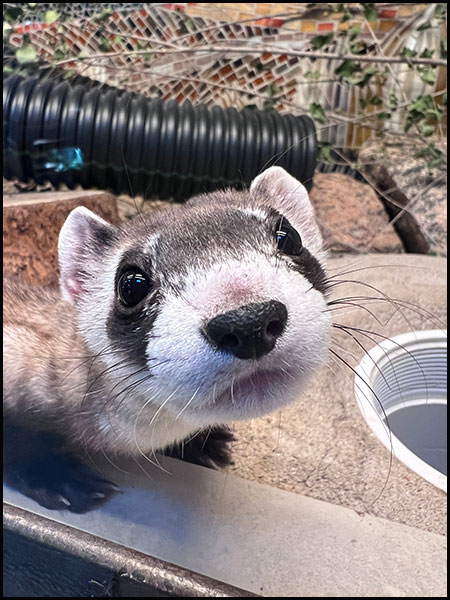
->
xmin=16 ymin=45 xmax=36 ymax=64
xmin=408 ymin=105 xmax=442 ymax=124
xmin=305 ymin=70 xmax=321 ymax=80
xmin=311 ymin=33 xmax=334 ymax=49
xmin=421 ymin=124 xmax=436 ymax=137
xmin=440 ymin=39 xmax=447 ymax=59
xmin=99 ymin=36 xmax=111 ymax=52
xmin=376 ymin=112 xmax=391 ymax=120
xmin=345 ymin=76 xmax=362 ymax=85
xmin=263 ymin=98 xmax=276 ymax=112
xmin=309 ymin=102 xmax=328 ymax=124
xmin=45 ymin=10 xmax=59 ymax=24
xmin=410 ymin=95 xmax=434 ymax=114
xmin=419 ymin=48 xmax=434 ymax=58
xmin=434 ymin=3 xmax=447 ymax=23
xmin=387 ymin=92 xmax=398 ymax=110
xmin=266 ymin=83 xmax=281 ymax=97
xmin=416 ymin=20 xmax=433 ymax=31
xmin=335 ymin=59 xmax=360 ymax=79
xmin=4 ymin=6 xmax=24 ymax=24
xmin=426 ymin=103 xmax=444 ymax=120
xmin=94 ymin=9 xmax=113 ymax=23
xmin=434 ymin=4 xmax=447 ymax=18
xmin=350 ymin=65 xmax=378 ymax=87
xmin=349 ymin=24 xmax=362 ymax=41
xmin=414 ymin=143 xmax=446 ymax=170
xmin=318 ymin=142 xmax=335 ymax=164
xmin=54 ymin=42 xmax=70 ymax=60
xmin=406 ymin=111 xmax=426 ymax=132
xmin=363 ymin=3 xmax=379 ymax=22
xmin=378 ymin=70 xmax=389 ymax=85
xmin=369 ymin=95 xmax=383 ymax=106
xmin=429 ymin=155 xmax=446 ymax=170
xmin=418 ymin=67 xmax=437 ymax=86
xmin=349 ymin=40 xmax=369 ymax=55
xmin=400 ymin=47 xmax=418 ymax=61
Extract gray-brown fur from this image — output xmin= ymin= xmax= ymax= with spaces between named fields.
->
xmin=4 ymin=279 xmax=117 ymax=451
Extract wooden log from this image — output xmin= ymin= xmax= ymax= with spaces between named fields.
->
xmin=3 ymin=190 xmax=120 ymax=287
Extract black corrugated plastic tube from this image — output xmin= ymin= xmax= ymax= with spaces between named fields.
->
xmin=3 ymin=70 xmax=317 ymax=200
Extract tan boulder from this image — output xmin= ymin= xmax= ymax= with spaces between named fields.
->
xmin=309 ymin=172 xmax=403 ymax=253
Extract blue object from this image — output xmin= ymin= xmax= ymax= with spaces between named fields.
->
xmin=42 ymin=147 xmax=84 ymax=172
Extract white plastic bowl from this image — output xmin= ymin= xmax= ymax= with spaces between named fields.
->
xmin=354 ymin=329 xmax=447 ymax=493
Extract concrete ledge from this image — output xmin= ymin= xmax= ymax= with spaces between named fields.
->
xmin=3 ymin=455 xmax=447 ymax=597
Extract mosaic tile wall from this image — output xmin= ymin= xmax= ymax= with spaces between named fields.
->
xmin=5 ymin=3 xmax=446 ymax=149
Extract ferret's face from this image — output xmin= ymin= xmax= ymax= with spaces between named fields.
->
xmin=58 ymin=167 xmax=331 ymax=432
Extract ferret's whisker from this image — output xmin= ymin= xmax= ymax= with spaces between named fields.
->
xmin=333 ymin=323 xmax=430 ymax=404
xmin=332 ymin=326 xmax=392 ymax=392
xmin=279 ymin=366 xmax=296 ymax=381
xmin=175 ymin=387 xmax=200 ymax=420
xmin=328 ymin=347 xmax=393 ymax=508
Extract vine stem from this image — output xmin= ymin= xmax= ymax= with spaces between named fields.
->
xmin=54 ymin=45 xmax=448 ymax=68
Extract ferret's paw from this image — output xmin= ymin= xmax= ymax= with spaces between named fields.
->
xmin=199 ymin=425 xmax=237 ymax=469
xmin=165 ymin=425 xmax=236 ymax=469
xmin=5 ymin=454 xmax=120 ymax=513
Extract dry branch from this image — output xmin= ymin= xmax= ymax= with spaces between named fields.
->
xmin=54 ymin=46 xmax=448 ymax=68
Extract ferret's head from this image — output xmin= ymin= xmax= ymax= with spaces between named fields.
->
xmin=58 ymin=167 xmax=331 ymax=431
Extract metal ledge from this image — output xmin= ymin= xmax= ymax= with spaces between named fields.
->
xmin=4 ymin=503 xmax=255 ymax=597
xmin=3 ymin=454 xmax=447 ymax=597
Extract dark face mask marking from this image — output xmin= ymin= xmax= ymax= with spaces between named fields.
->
xmin=106 ymin=249 xmax=160 ymax=367
xmin=289 ymin=248 xmax=329 ymax=296
xmin=271 ymin=211 xmax=328 ymax=296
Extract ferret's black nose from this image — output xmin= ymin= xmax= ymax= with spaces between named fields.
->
xmin=203 ymin=300 xmax=288 ymax=360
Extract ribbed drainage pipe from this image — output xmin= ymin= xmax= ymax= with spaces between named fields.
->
xmin=3 ymin=71 xmax=317 ymax=201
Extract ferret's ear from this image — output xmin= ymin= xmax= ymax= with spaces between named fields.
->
xmin=250 ymin=166 xmax=323 ymax=255
xmin=58 ymin=206 xmax=117 ymax=305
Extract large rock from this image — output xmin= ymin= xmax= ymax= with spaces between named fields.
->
xmin=309 ymin=172 xmax=403 ymax=253
xmin=3 ymin=190 xmax=120 ymax=287
xmin=359 ymin=139 xmax=447 ymax=257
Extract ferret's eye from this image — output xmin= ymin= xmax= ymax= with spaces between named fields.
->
xmin=118 ymin=270 xmax=152 ymax=307
xmin=275 ymin=218 xmax=303 ymax=256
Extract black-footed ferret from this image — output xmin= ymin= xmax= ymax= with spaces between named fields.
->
xmin=3 ymin=166 xmax=331 ymax=513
